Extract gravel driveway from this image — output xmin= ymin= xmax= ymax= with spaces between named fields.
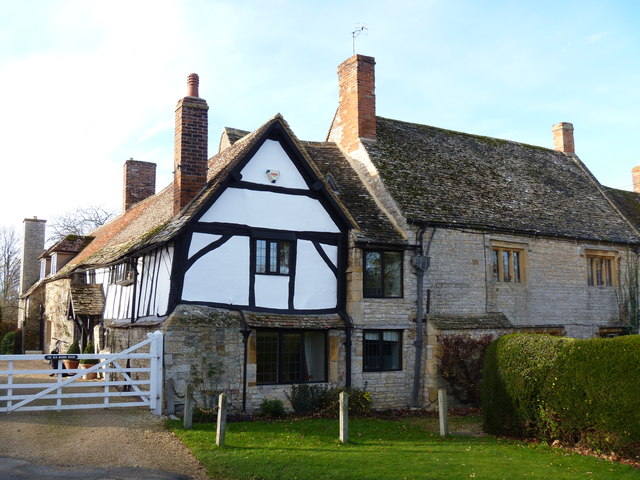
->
xmin=0 ymin=360 xmax=210 ymax=479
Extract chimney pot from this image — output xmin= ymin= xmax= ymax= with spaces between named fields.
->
xmin=187 ymin=73 xmax=199 ymax=97
xmin=552 ymin=122 xmax=575 ymax=153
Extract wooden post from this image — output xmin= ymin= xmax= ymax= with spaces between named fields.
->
xmin=216 ymin=393 xmax=228 ymax=447
xmin=438 ymin=388 xmax=448 ymax=437
xmin=339 ymin=391 xmax=348 ymax=443
xmin=165 ymin=378 xmax=175 ymax=416
xmin=183 ymin=384 xmax=193 ymax=430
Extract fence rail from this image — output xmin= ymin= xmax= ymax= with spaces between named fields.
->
xmin=0 ymin=331 xmax=163 ymax=414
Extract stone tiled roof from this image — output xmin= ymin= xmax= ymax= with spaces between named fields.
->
xmin=364 ymin=117 xmax=640 ymax=244
xmin=69 ymin=284 xmax=104 ymax=316
xmin=603 ymin=187 xmax=640 ymax=232
xmin=244 ymin=311 xmax=344 ymax=329
xmin=429 ymin=313 xmax=512 ymax=330
xmin=302 ymin=142 xmax=403 ymax=244
xmin=40 ymin=235 xmax=94 ymax=259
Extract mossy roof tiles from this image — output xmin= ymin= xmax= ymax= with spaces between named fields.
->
xmin=364 ymin=117 xmax=640 ymax=243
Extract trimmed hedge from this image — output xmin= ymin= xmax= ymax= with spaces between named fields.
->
xmin=482 ymin=334 xmax=640 ymax=458
xmin=482 ymin=334 xmax=569 ymax=437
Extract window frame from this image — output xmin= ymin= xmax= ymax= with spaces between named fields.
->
xmin=585 ymin=249 xmax=618 ymax=287
xmin=255 ymin=329 xmax=328 ymax=385
xmin=254 ymin=238 xmax=292 ymax=276
xmin=362 ymin=249 xmax=404 ymax=298
xmin=491 ymin=242 xmax=526 ymax=284
xmin=362 ymin=329 xmax=403 ymax=372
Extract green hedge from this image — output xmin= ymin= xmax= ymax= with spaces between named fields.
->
xmin=482 ymin=334 xmax=640 ymax=457
xmin=482 ymin=334 xmax=569 ymax=437
xmin=541 ymin=336 xmax=640 ymax=456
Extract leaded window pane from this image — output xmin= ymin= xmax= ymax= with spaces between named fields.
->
xmin=364 ymin=251 xmax=382 ymax=297
xmin=281 ymin=333 xmax=302 ymax=383
xmin=279 ymin=241 xmax=290 ymax=274
xmin=256 ymin=332 xmax=278 ymax=383
xmin=256 ymin=240 xmax=267 ymax=273
xmin=383 ymin=251 xmax=402 ymax=297
xmin=303 ymin=332 xmax=325 ymax=382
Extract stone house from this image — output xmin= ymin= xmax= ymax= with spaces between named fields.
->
xmin=19 ymin=54 xmax=640 ymax=412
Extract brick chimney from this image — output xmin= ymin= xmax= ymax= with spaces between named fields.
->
xmin=552 ymin=122 xmax=575 ymax=153
xmin=123 ymin=158 xmax=156 ymax=211
xmin=173 ymin=73 xmax=209 ymax=215
xmin=632 ymin=166 xmax=640 ymax=193
xmin=20 ymin=217 xmax=46 ymax=294
xmin=328 ymin=54 xmax=376 ymax=153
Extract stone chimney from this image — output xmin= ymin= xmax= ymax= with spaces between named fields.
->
xmin=552 ymin=122 xmax=575 ymax=154
xmin=123 ymin=158 xmax=156 ymax=212
xmin=173 ymin=73 xmax=209 ymax=215
xmin=19 ymin=217 xmax=46 ymax=294
xmin=328 ymin=54 xmax=376 ymax=153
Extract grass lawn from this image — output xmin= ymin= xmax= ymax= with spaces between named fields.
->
xmin=167 ymin=416 xmax=639 ymax=480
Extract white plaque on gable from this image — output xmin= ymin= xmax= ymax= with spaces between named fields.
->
xmin=265 ymin=169 xmax=280 ymax=184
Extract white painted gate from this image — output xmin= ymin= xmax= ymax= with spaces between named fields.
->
xmin=0 ymin=331 xmax=163 ymax=415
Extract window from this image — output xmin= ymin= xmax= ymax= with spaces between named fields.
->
xmin=109 ymin=263 xmax=134 ymax=285
xmin=586 ymin=251 xmax=617 ymax=286
xmin=255 ymin=239 xmax=291 ymax=275
xmin=363 ymin=330 xmax=402 ymax=371
xmin=363 ymin=250 xmax=402 ymax=297
xmin=492 ymin=246 xmax=525 ymax=283
xmin=256 ymin=330 xmax=326 ymax=384
xmin=50 ymin=253 xmax=58 ymax=275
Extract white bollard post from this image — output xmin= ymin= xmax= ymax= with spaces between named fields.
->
xmin=216 ymin=393 xmax=228 ymax=447
xmin=438 ymin=388 xmax=449 ymax=437
xmin=339 ymin=391 xmax=348 ymax=443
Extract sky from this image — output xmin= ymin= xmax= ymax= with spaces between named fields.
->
xmin=1 ymin=0 xmax=639 ymax=236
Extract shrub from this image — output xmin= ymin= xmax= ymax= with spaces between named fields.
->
xmin=286 ymin=384 xmax=327 ymax=414
xmin=0 ymin=321 xmax=17 ymax=345
xmin=259 ymin=398 xmax=285 ymax=418
xmin=541 ymin=335 xmax=640 ymax=457
xmin=483 ymin=334 xmax=640 ymax=459
xmin=482 ymin=334 xmax=569 ymax=437
xmin=318 ymin=387 xmax=372 ymax=417
xmin=437 ymin=334 xmax=493 ymax=406
xmin=80 ymin=341 xmax=99 ymax=365
xmin=66 ymin=340 xmax=80 ymax=355
xmin=0 ymin=331 xmax=16 ymax=354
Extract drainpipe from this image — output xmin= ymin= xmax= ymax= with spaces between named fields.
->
xmin=411 ymin=226 xmax=430 ymax=407
xmin=237 ymin=310 xmax=251 ymax=413
xmin=338 ymin=311 xmax=353 ymax=388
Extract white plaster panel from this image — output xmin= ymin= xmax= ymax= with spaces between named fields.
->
xmin=189 ymin=233 xmax=221 ymax=259
xmin=319 ymin=243 xmax=338 ymax=268
xmin=239 ymin=139 xmax=308 ymax=189
xmin=154 ymin=246 xmax=173 ymax=315
xmin=199 ymin=188 xmax=340 ymax=232
xmin=254 ymin=275 xmax=290 ymax=309
xmin=294 ymin=240 xmax=337 ymax=310
xmin=182 ymin=236 xmax=249 ymax=305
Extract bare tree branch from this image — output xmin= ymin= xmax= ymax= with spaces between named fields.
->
xmin=48 ymin=206 xmax=116 ymax=242
xmin=0 ymin=226 xmax=20 ymax=323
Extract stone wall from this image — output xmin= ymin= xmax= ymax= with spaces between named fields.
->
xmin=44 ymin=278 xmax=74 ymax=350
xmin=344 ymin=226 xmax=632 ymax=409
